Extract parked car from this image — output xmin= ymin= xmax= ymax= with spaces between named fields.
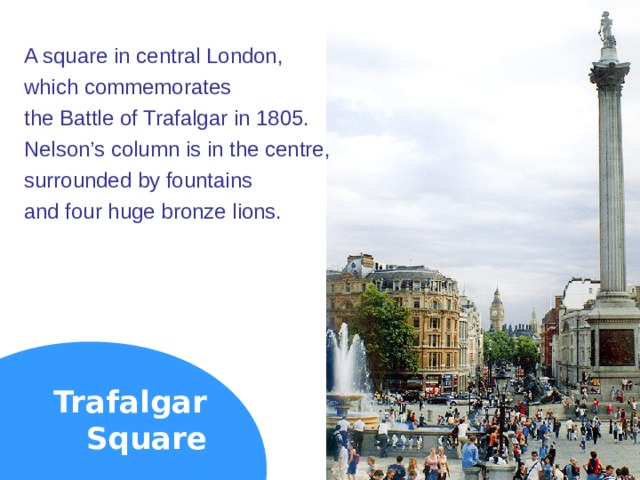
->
xmin=448 ymin=394 xmax=485 ymax=407
xmin=402 ymin=390 xmax=422 ymax=403
xmin=425 ymin=394 xmax=453 ymax=404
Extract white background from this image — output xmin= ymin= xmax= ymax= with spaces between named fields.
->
xmin=0 ymin=1 xmax=326 ymax=477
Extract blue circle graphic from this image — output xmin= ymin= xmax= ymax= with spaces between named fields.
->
xmin=0 ymin=342 xmax=266 ymax=479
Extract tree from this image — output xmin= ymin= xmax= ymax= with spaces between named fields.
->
xmin=350 ymin=284 xmax=418 ymax=389
xmin=513 ymin=336 xmax=539 ymax=375
xmin=484 ymin=331 xmax=515 ymax=368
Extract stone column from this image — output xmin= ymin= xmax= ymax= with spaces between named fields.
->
xmin=589 ymin=30 xmax=630 ymax=299
xmin=586 ymin=14 xmax=640 ymax=385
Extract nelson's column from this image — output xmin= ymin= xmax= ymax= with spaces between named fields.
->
xmin=587 ymin=12 xmax=640 ymax=385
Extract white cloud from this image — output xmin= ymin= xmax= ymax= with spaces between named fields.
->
xmin=327 ymin=2 xmax=640 ymax=326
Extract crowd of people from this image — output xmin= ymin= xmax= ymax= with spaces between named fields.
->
xmin=472 ymin=393 xmax=638 ymax=480
xmin=330 ymin=382 xmax=640 ymax=480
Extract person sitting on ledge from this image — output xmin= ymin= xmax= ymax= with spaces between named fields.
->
xmin=462 ymin=436 xmax=479 ymax=469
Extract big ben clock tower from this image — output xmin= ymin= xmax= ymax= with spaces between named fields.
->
xmin=490 ymin=287 xmax=504 ymax=332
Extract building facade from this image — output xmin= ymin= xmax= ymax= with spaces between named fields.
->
xmin=326 ymin=253 xmax=478 ymax=395
xmin=460 ymin=295 xmax=484 ymax=390
xmin=551 ymin=278 xmax=599 ymax=389
xmin=541 ymin=296 xmax=562 ymax=378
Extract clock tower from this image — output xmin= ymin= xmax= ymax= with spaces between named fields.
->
xmin=490 ymin=287 xmax=504 ymax=332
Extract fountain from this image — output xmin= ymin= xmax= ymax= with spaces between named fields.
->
xmin=326 ymin=323 xmax=379 ymax=428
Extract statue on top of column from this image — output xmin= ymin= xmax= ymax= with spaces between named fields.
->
xmin=598 ymin=11 xmax=616 ymax=47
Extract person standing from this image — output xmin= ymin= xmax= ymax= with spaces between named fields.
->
xmin=566 ymin=418 xmax=574 ymax=441
xmin=347 ymin=442 xmax=358 ymax=480
xmin=388 ymin=455 xmax=407 ymax=480
xmin=458 ymin=418 xmax=469 ymax=444
xmin=353 ymin=418 xmax=366 ymax=454
xmin=377 ymin=419 xmax=390 ymax=458
xmin=336 ymin=443 xmax=349 ymax=480
xmin=547 ymin=443 xmax=557 ymax=466
xmin=553 ymin=463 xmax=564 ymax=480
xmin=592 ymin=419 xmax=600 ymax=445
xmin=331 ymin=425 xmax=343 ymax=461
xmin=601 ymin=465 xmax=615 ymax=480
xmin=542 ymin=457 xmax=554 ymax=480
xmin=423 ymin=448 xmax=439 ymax=480
xmin=513 ymin=442 xmax=521 ymax=465
xmin=524 ymin=451 xmax=542 ymax=480
xmin=364 ymin=457 xmax=377 ymax=480
xmin=563 ymin=458 xmax=580 ymax=480
xmin=618 ymin=466 xmax=635 ymax=480
xmin=437 ymin=446 xmax=450 ymax=480
xmin=338 ymin=416 xmax=351 ymax=446
xmin=582 ymin=451 xmax=603 ymax=480
xmin=579 ymin=406 xmax=586 ymax=425
xmin=384 ymin=469 xmax=397 ymax=480
xmin=514 ymin=463 xmax=528 ymax=480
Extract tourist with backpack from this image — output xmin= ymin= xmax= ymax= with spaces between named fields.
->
xmin=582 ymin=451 xmax=603 ymax=480
xmin=524 ymin=451 xmax=542 ymax=480
xmin=563 ymin=458 xmax=580 ymax=480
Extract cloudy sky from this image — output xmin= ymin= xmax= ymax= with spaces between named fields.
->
xmin=327 ymin=2 xmax=640 ymax=329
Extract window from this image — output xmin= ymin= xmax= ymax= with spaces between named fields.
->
xmin=429 ymin=353 xmax=441 ymax=368
xmin=413 ymin=298 xmax=420 ymax=308
xmin=447 ymin=299 xmax=452 ymax=310
xmin=446 ymin=318 xmax=451 ymax=330
xmin=345 ymin=282 xmax=350 ymax=293
xmin=413 ymin=317 xmax=420 ymax=328
xmin=446 ymin=353 xmax=451 ymax=368
xmin=446 ymin=335 xmax=451 ymax=347
xmin=432 ymin=301 xmax=438 ymax=309
xmin=430 ymin=318 xmax=440 ymax=330
xmin=361 ymin=283 xmax=366 ymax=292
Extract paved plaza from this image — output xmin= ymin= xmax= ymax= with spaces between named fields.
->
xmin=327 ymin=402 xmax=640 ymax=479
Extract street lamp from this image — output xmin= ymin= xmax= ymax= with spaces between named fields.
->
xmin=494 ymin=367 xmax=511 ymax=462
